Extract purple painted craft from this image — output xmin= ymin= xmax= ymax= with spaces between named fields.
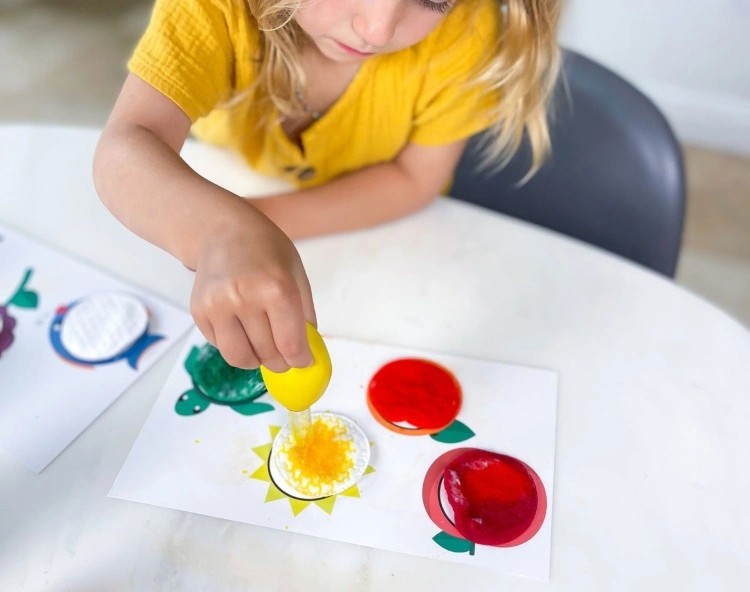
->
xmin=0 ymin=269 xmax=39 ymax=358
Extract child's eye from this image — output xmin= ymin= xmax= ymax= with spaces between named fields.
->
xmin=415 ymin=0 xmax=454 ymax=14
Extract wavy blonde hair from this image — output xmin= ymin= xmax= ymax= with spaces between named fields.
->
xmin=245 ymin=0 xmax=561 ymax=174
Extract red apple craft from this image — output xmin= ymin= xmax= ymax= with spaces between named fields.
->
xmin=423 ymin=448 xmax=547 ymax=555
xmin=444 ymin=449 xmax=538 ymax=545
xmin=366 ymin=358 xmax=474 ymax=443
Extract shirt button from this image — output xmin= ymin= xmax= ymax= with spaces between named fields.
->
xmin=297 ymin=167 xmax=316 ymax=181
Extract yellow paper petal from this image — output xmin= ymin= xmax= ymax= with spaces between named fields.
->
xmin=315 ymin=496 xmax=337 ymax=515
xmin=252 ymin=443 xmax=272 ymax=461
xmin=339 ymin=484 xmax=360 ymax=498
xmin=250 ymin=464 xmax=270 ymax=482
xmin=289 ymin=498 xmax=311 ymax=516
xmin=265 ymin=484 xmax=288 ymax=503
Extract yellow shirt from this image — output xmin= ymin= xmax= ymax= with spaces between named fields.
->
xmin=129 ymin=0 xmax=500 ymax=188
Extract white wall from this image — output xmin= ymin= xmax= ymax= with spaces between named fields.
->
xmin=558 ymin=0 xmax=750 ymax=155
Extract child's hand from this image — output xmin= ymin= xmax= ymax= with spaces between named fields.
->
xmin=190 ymin=205 xmax=316 ymax=372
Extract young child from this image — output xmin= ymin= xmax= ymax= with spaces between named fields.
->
xmin=94 ymin=0 xmax=561 ymax=374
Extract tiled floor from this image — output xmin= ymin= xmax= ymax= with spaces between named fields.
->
xmin=2 ymin=0 xmax=749 ymax=326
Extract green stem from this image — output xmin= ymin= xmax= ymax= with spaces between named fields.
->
xmin=5 ymin=269 xmax=32 ymax=307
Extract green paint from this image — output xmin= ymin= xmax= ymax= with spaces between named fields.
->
xmin=433 ymin=531 xmax=475 ymax=555
xmin=430 ymin=419 xmax=475 ymax=444
xmin=175 ymin=388 xmax=210 ymax=416
xmin=232 ymin=401 xmax=275 ymax=416
xmin=184 ymin=344 xmax=267 ymax=403
xmin=6 ymin=269 xmax=38 ymax=309
xmin=175 ymin=343 xmax=273 ymax=417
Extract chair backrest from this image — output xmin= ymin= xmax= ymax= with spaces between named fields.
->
xmin=451 ymin=49 xmax=686 ymax=277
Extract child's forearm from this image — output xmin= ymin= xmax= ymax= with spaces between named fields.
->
xmin=251 ymin=161 xmax=439 ymax=240
xmin=94 ymin=122 xmax=264 ymax=268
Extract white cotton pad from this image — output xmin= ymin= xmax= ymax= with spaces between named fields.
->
xmin=60 ymin=292 xmax=149 ymax=362
xmin=270 ymin=412 xmax=370 ymax=500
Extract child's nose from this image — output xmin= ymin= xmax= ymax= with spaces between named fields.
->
xmin=351 ymin=0 xmax=402 ymax=48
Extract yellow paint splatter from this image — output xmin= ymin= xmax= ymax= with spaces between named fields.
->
xmin=242 ymin=469 xmax=248 ymax=475
xmin=194 ymin=439 xmax=200 ymax=444
xmin=278 ymin=416 xmax=355 ymax=497
xmin=250 ymin=423 xmax=375 ymax=516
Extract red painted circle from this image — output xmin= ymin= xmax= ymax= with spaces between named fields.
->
xmin=422 ymin=448 xmax=547 ymax=548
xmin=367 ymin=358 xmax=462 ymax=433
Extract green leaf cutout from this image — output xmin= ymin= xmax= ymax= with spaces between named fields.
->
xmin=232 ymin=401 xmax=275 ymax=416
xmin=9 ymin=289 xmax=38 ymax=309
xmin=7 ymin=269 xmax=38 ymax=309
xmin=433 ymin=531 xmax=475 ymax=555
xmin=430 ymin=419 xmax=475 ymax=444
xmin=175 ymin=389 xmax=210 ymax=416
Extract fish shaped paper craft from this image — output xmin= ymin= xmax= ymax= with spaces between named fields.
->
xmin=49 ymin=292 xmax=163 ymax=369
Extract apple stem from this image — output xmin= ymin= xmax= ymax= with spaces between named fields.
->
xmin=5 ymin=268 xmax=32 ymax=307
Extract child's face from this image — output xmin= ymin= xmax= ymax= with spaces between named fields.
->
xmin=295 ymin=0 xmax=455 ymax=63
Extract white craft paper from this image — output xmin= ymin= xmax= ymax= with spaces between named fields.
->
xmin=0 ymin=223 xmax=193 ymax=472
xmin=111 ymin=328 xmax=558 ymax=581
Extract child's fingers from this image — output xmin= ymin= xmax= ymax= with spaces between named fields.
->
xmin=266 ymin=291 xmax=313 ymax=369
xmin=293 ymin=267 xmax=317 ymax=328
xmin=213 ymin=315 xmax=260 ymax=369
xmin=191 ymin=307 xmax=217 ymax=348
xmin=240 ymin=313 xmax=290 ymax=373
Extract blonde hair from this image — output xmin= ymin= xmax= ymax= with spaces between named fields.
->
xmin=246 ymin=0 xmax=561 ymax=174
xmin=479 ymin=0 xmax=562 ymax=174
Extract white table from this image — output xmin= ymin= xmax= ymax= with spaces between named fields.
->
xmin=1 ymin=124 xmax=749 ymax=591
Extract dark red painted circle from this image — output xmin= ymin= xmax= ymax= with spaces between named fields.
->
xmin=444 ymin=449 xmax=538 ymax=546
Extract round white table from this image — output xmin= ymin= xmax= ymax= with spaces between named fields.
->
xmin=1 ymin=124 xmax=749 ymax=591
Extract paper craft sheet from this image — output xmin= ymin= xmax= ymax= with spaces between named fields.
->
xmin=0 ymin=223 xmax=193 ymax=471
xmin=111 ymin=328 xmax=558 ymax=580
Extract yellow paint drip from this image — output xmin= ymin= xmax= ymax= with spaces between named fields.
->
xmin=278 ymin=416 xmax=356 ymax=497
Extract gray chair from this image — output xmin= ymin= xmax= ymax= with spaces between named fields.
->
xmin=451 ymin=49 xmax=686 ymax=277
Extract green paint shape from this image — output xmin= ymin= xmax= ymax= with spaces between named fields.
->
xmin=233 ymin=401 xmax=274 ymax=416
xmin=6 ymin=269 xmax=38 ymax=309
xmin=184 ymin=344 xmax=267 ymax=404
xmin=433 ymin=531 xmax=475 ymax=555
xmin=430 ymin=419 xmax=475 ymax=444
xmin=175 ymin=389 xmax=209 ymax=415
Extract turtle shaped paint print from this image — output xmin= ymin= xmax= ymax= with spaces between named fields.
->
xmin=175 ymin=341 xmax=274 ymax=417
xmin=0 ymin=268 xmax=39 ymax=357
xmin=49 ymin=292 xmax=163 ymax=369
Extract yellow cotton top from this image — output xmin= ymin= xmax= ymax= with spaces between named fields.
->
xmin=129 ymin=0 xmax=500 ymax=188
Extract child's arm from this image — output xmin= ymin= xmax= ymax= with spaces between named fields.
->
xmin=93 ymin=74 xmax=315 ymax=372
xmin=250 ymin=141 xmax=467 ymax=240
